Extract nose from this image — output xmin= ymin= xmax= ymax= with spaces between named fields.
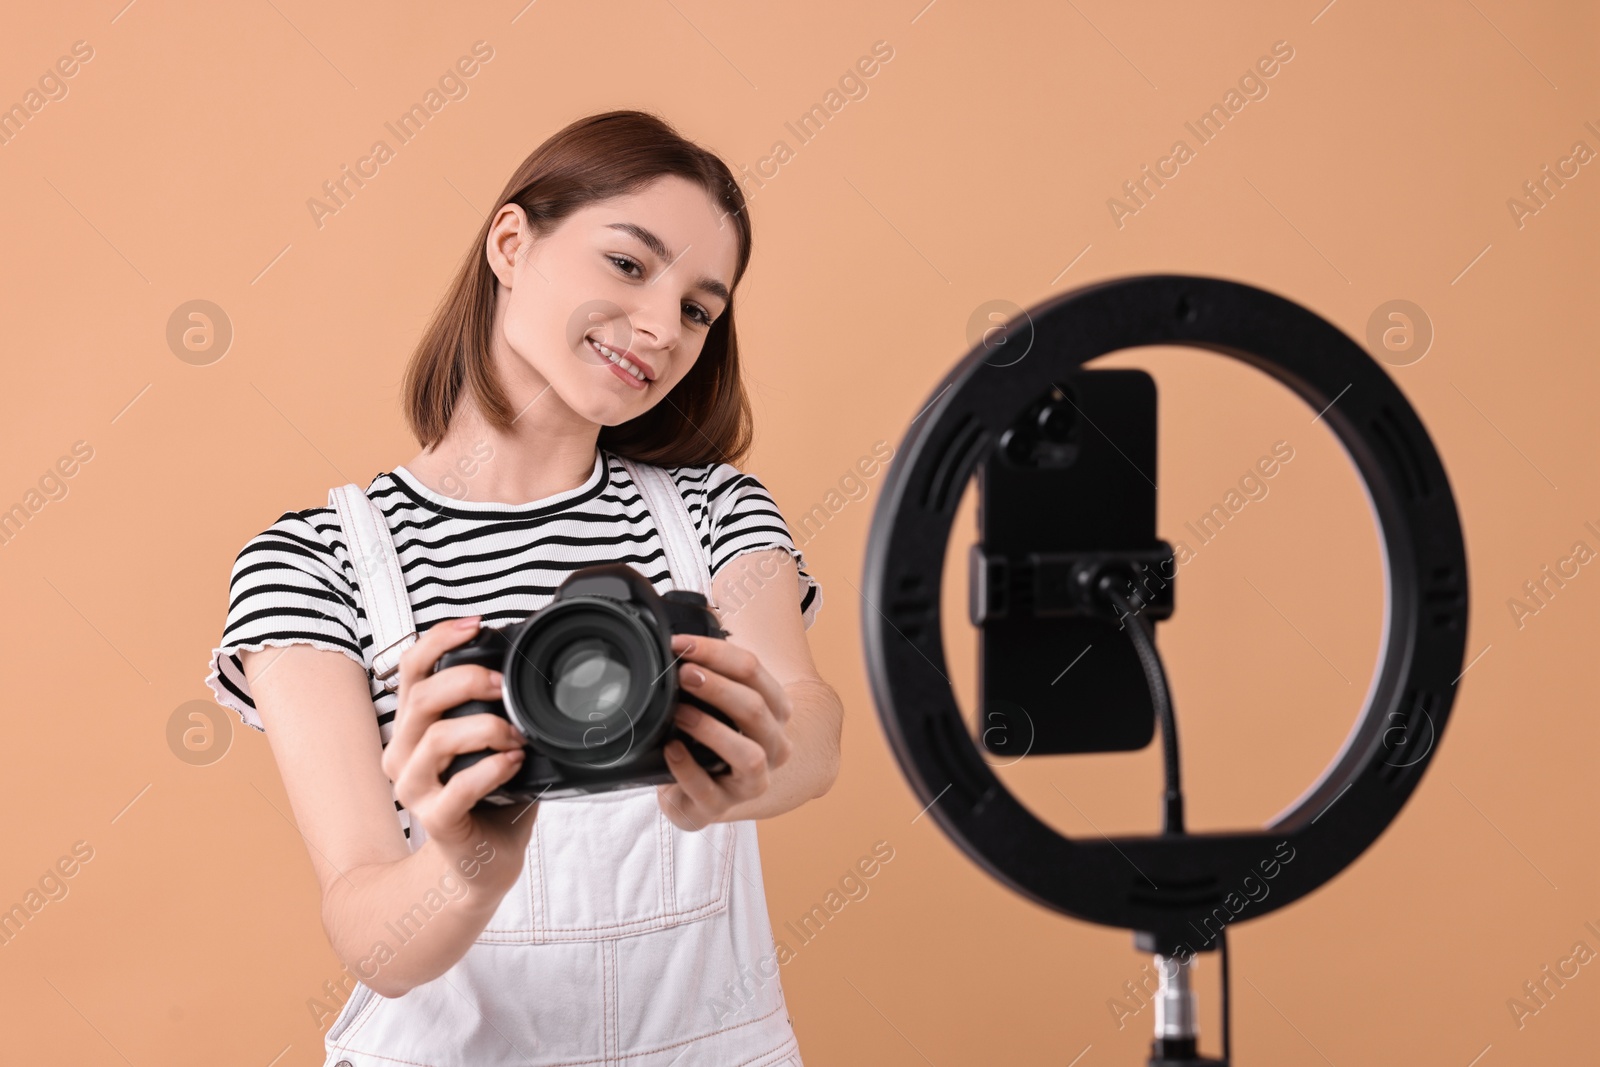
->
xmin=626 ymin=290 xmax=681 ymax=355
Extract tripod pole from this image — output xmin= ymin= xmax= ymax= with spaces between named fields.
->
xmin=1154 ymin=953 xmax=1197 ymax=1049
xmin=1146 ymin=951 xmax=1226 ymax=1066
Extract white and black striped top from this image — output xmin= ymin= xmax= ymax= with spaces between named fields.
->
xmin=204 ymin=448 xmax=821 ymax=839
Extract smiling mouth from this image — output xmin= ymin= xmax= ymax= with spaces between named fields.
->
xmin=586 ymin=335 xmax=652 ymax=384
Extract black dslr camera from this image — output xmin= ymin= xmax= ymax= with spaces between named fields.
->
xmin=435 ymin=564 xmax=736 ymax=804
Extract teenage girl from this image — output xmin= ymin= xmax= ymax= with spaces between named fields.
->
xmin=206 ymin=110 xmax=841 ymax=1066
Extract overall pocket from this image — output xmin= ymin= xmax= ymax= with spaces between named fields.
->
xmin=476 ymin=785 xmax=735 ymax=943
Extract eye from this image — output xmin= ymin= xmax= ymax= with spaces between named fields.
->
xmin=606 ymin=253 xmax=643 ymax=278
xmin=684 ymin=303 xmax=714 ymax=327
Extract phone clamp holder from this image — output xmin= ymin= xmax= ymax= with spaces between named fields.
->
xmin=969 ymin=544 xmax=1177 ymax=625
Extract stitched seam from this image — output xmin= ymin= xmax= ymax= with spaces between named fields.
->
xmin=722 ymin=819 xmax=738 ymax=898
xmin=328 ymin=491 xmax=364 ymax=671
xmin=341 ymin=492 xmax=384 ymax=639
xmin=364 ymin=495 xmax=410 ymax=657
xmin=325 ymin=1047 xmax=437 ymax=1067
xmin=348 ymin=492 xmax=387 ymax=680
xmin=668 ymin=464 xmax=714 ymax=592
xmin=356 ymin=492 xmax=406 ymax=663
xmin=527 ymin=835 xmax=539 ymax=935
xmin=657 ymin=808 xmax=669 ymax=917
xmin=609 ymin=939 xmax=620 ymax=1065
xmin=599 ymin=938 xmax=607 ymax=1065
xmin=477 ymin=822 xmax=732 ymax=938
xmin=612 ymin=999 xmax=790 ymax=1064
xmin=473 ymin=889 xmax=732 ymax=941
xmin=330 ymin=979 xmax=386 ymax=1048
xmin=477 ymin=903 xmax=729 ymax=937
xmin=337 ymin=997 xmax=792 ymax=1067
xmin=477 ymin=901 xmax=727 ymax=936
xmin=724 ymin=1035 xmax=802 ymax=1067
xmin=474 ymin=887 xmax=731 ymax=939
xmin=658 ymin=477 xmax=690 ymax=587
xmin=634 ymin=462 xmax=700 ymax=595
xmin=623 ymin=458 xmax=712 ymax=594
xmin=333 ymin=489 xmax=403 ymax=678
xmin=663 ymin=811 xmax=676 ymax=913
xmin=661 ymin=470 xmax=706 ymax=594
xmin=536 ymin=814 xmax=548 ymax=939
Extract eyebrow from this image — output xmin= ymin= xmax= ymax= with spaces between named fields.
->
xmin=605 ymin=222 xmax=731 ymax=306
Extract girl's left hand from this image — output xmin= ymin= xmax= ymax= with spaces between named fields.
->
xmin=656 ymin=631 xmax=795 ymax=831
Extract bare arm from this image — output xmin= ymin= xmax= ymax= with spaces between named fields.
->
xmin=241 ymin=617 xmax=533 ymax=998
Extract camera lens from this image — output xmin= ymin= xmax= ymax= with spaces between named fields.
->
xmin=1036 ymin=399 xmax=1076 ymax=443
xmin=503 ymin=597 xmax=672 ymax=768
xmin=550 ymin=637 xmax=632 ymax=722
xmin=1000 ymin=427 xmax=1034 ymax=465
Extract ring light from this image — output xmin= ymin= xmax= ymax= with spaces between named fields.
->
xmin=861 ymin=274 xmax=1469 ymax=954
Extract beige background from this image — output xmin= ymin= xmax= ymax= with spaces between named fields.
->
xmin=1 ymin=1 xmax=1595 ymax=1063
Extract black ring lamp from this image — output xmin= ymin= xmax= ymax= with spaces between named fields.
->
xmin=860 ymin=274 xmax=1469 ymax=1062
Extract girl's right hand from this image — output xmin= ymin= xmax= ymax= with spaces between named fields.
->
xmin=380 ymin=615 xmax=536 ymax=878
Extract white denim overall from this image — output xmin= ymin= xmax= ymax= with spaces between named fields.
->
xmin=318 ymin=457 xmax=804 ymax=1067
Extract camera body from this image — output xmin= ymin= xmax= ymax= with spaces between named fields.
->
xmin=435 ymin=563 xmax=734 ymax=805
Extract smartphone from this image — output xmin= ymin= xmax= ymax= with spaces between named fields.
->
xmin=970 ymin=368 xmax=1166 ymax=757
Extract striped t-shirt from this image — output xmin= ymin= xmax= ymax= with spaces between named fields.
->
xmin=204 ymin=448 xmax=821 ymax=839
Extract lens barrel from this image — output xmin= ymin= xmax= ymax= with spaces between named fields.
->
xmin=502 ymin=596 xmax=675 ymax=770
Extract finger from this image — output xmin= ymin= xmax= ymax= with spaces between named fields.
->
xmin=658 ymin=747 xmax=720 ymax=830
xmin=406 ymin=713 xmax=527 ymax=786
xmin=399 ymin=615 xmax=488 ymax=691
xmin=391 ymin=616 xmax=491 ymax=756
xmin=396 ymin=713 xmax=526 ymax=821
xmin=673 ymin=710 xmax=769 ymax=801
xmin=673 ymin=633 xmax=794 ymax=727
xmin=408 ymin=664 xmax=513 ymax=729
xmin=678 ymin=665 xmax=791 ymax=770
xmin=427 ymin=749 xmax=528 ymax=843
xmin=383 ymin=663 xmax=508 ymax=781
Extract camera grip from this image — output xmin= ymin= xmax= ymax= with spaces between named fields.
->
xmin=438 ymin=696 xmax=511 ymax=786
xmin=433 ymin=626 xmax=517 ymax=788
xmin=672 ymin=687 xmax=741 ymax=777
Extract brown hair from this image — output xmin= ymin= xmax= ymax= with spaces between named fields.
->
xmin=401 ymin=109 xmax=755 ymax=467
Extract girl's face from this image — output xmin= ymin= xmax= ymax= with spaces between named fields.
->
xmin=487 ymin=174 xmax=741 ymax=427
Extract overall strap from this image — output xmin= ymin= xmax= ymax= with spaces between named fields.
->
xmin=616 ymin=455 xmax=713 ymax=598
xmin=328 ymin=484 xmax=417 ymax=692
